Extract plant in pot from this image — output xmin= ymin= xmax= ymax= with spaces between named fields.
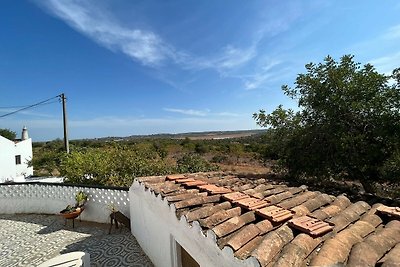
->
xmin=60 ymin=191 xmax=88 ymax=218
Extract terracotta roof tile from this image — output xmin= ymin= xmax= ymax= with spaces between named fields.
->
xmin=175 ymin=178 xmax=196 ymax=184
xmin=234 ymin=236 xmax=263 ymax=260
xmin=346 ymin=220 xmax=400 ymax=267
xmin=251 ymin=225 xmax=294 ymax=266
xmin=199 ymin=207 xmax=242 ymax=229
xmin=328 ymin=201 xmax=370 ymax=232
xmin=185 ymin=201 xmax=231 ymax=222
xmin=166 ymin=192 xmax=208 ymax=202
xmin=255 ymin=220 xmax=275 ymax=235
xmin=301 ymin=193 xmax=333 ymax=212
xmin=288 ymin=216 xmax=334 ymax=237
xmin=183 ymin=180 xmax=208 ymax=187
xmin=135 ymin=172 xmax=400 ymax=266
xmin=212 ymin=211 xmax=256 ymax=238
xmin=376 ymin=205 xmax=400 ymax=219
xmin=226 ymin=224 xmax=261 ymax=251
xmin=264 ymin=191 xmax=293 ymax=205
xmin=379 ymin=242 xmax=400 ymax=267
xmin=174 ymin=195 xmax=220 ymax=209
xmin=256 ymin=205 xmax=295 ymax=223
xmin=233 ymin=197 xmax=269 ymax=210
xmin=222 ymin=192 xmax=250 ymax=202
xmin=311 ymin=194 xmax=351 ymax=220
xmin=278 ymin=191 xmax=318 ymax=209
xmin=273 ymin=234 xmax=321 ymax=267
xmin=310 ymin=220 xmax=376 ymax=266
xmin=166 ymin=174 xmax=186 ymax=180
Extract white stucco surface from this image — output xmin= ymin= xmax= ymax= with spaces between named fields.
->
xmin=129 ymin=180 xmax=260 ymax=267
xmin=15 ymin=138 xmax=33 ymax=179
xmin=0 ymin=183 xmax=130 ymax=223
xmin=0 ymin=136 xmax=33 ymax=182
xmin=0 ymin=136 xmax=15 ymax=182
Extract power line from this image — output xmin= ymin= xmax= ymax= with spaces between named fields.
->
xmin=0 ymin=95 xmax=61 ymax=118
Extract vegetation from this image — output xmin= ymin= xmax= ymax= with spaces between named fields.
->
xmin=254 ymin=55 xmax=400 ymax=194
xmin=0 ymin=128 xmax=17 ymax=140
xmin=32 ymin=134 xmax=266 ymax=187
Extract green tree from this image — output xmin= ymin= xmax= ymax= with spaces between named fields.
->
xmin=0 ymin=128 xmax=16 ymax=140
xmin=254 ymin=55 xmax=400 ymax=192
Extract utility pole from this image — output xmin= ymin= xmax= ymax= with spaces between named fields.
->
xmin=61 ymin=93 xmax=70 ymax=153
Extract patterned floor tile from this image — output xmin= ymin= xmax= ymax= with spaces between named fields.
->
xmin=0 ymin=214 xmax=153 ymax=267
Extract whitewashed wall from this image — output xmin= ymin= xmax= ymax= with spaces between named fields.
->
xmin=129 ymin=180 xmax=260 ymax=267
xmin=0 ymin=183 xmax=129 ymax=223
xmin=15 ymin=138 xmax=33 ymax=180
xmin=0 ymin=136 xmax=16 ymax=182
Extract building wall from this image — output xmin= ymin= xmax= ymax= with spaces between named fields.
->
xmin=15 ymin=138 xmax=33 ymax=181
xmin=129 ymin=180 xmax=260 ymax=267
xmin=0 ymin=136 xmax=17 ymax=183
xmin=0 ymin=183 xmax=130 ymax=223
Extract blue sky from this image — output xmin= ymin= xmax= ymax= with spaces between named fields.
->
xmin=1 ymin=1 xmax=399 ymax=141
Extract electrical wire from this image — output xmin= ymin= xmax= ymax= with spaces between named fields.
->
xmin=0 ymin=95 xmax=61 ymax=118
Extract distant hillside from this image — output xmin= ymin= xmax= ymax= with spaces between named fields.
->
xmin=94 ymin=129 xmax=266 ymax=141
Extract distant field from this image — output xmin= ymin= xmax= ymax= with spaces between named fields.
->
xmin=173 ymin=131 xmax=262 ymax=140
xmin=91 ymin=129 xmax=265 ymax=141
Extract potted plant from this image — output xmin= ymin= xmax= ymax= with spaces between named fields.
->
xmin=60 ymin=191 xmax=88 ymax=219
xmin=75 ymin=191 xmax=88 ymax=207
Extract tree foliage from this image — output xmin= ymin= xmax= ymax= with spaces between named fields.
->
xmin=0 ymin=128 xmax=17 ymax=140
xmin=254 ymin=55 xmax=400 ymax=192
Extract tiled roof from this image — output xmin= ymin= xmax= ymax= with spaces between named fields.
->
xmin=136 ymin=172 xmax=400 ymax=267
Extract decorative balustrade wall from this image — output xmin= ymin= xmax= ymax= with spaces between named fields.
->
xmin=0 ymin=183 xmax=129 ymax=223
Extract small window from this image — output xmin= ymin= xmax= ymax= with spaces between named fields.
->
xmin=15 ymin=155 xmax=21 ymax=165
xmin=177 ymin=242 xmax=200 ymax=267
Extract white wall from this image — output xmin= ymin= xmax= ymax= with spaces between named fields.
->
xmin=0 ymin=183 xmax=130 ymax=223
xmin=15 ymin=138 xmax=33 ymax=180
xmin=0 ymin=136 xmax=33 ymax=183
xmin=0 ymin=136 xmax=16 ymax=183
xmin=129 ymin=180 xmax=260 ymax=267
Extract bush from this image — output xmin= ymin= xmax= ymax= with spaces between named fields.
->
xmin=176 ymin=154 xmax=219 ymax=173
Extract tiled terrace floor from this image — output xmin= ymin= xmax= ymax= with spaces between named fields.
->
xmin=0 ymin=214 xmax=153 ymax=267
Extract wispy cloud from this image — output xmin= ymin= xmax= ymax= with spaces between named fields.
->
xmin=163 ymin=108 xmax=209 ymax=117
xmin=37 ymin=0 xmax=176 ymax=66
xmin=36 ymin=0 xmax=306 ymax=89
xmin=0 ymin=108 xmax=56 ymax=118
xmin=369 ymin=51 xmax=400 ymax=75
xmin=164 ymin=108 xmax=242 ymax=117
xmin=242 ymin=60 xmax=284 ymax=90
xmin=383 ymin=24 xmax=400 ymax=40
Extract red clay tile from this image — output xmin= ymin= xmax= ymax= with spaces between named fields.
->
xmin=234 ymin=198 xmax=269 ymax=210
xmin=288 ymin=215 xmax=334 ymax=237
xmin=197 ymin=184 xmax=232 ymax=194
xmin=166 ymin=174 xmax=186 ymax=180
xmin=256 ymin=205 xmax=294 ymax=223
xmin=184 ymin=180 xmax=208 ymax=187
xmin=222 ymin=192 xmax=249 ymax=202
xmin=175 ymin=178 xmax=196 ymax=184
xmin=376 ymin=205 xmax=400 ymax=219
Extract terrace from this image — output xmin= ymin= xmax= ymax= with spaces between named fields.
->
xmin=0 ymin=182 xmax=153 ymax=266
xmin=2 ymin=172 xmax=399 ymax=267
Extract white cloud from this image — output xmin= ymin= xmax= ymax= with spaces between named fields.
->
xmin=35 ymin=0 xmax=305 ymax=90
xmin=164 ymin=108 xmax=242 ymax=117
xmin=0 ymin=108 xmax=56 ymax=118
xmin=38 ymin=0 xmax=175 ymax=66
xmin=369 ymin=51 xmax=400 ymax=75
xmin=384 ymin=24 xmax=400 ymax=40
xmin=163 ymin=108 xmax=209 ymax=117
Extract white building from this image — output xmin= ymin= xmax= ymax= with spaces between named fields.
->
xmin=0 ymin=126 xmax=33 ymax=183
